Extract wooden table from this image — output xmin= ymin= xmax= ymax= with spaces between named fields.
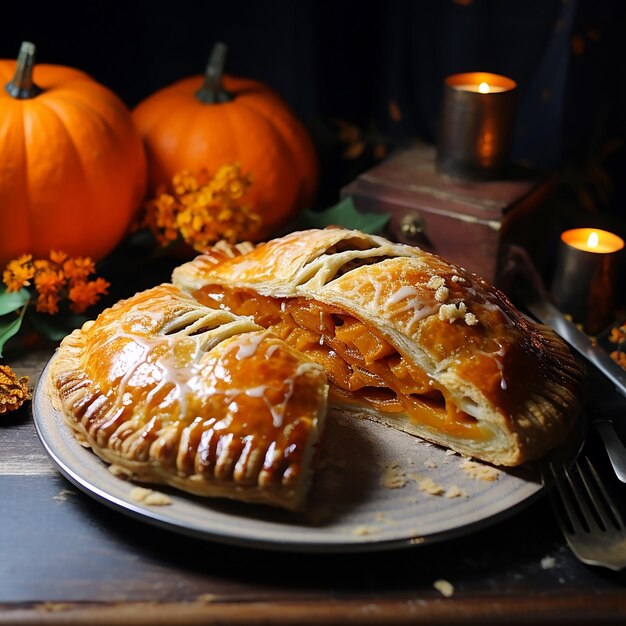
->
xmin=2 ymin=346 xmax=626 ymax=626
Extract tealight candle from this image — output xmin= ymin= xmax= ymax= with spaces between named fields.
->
xmin=551 ymin=227 xmax=625 ymax=334
xmin=453 ymin=82 xmax=507 ymax=94
xmin=437 ymin=72 xmax=517 ymax=181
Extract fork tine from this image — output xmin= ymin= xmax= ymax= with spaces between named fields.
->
xmin=547 ymin=455 xmax=626 ymax=571
xmin=549 ymin=461 xmax=587 ymax=535
xmin=565 ymin=461 xmax=606 ymax=534
xmin=580 ymin=456 xmax=625 ymax=531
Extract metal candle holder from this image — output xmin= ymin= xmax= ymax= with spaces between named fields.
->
xmin=437 ymin=72 xmax=517 ymax=181
xmin=551 ymin=228 xmax=625 ymax=335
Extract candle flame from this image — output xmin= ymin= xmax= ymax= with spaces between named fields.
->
xmin=587 ymin=231 xmax=599 ymax=249
xmin=478 ymin=82 xmax=490 ymax=94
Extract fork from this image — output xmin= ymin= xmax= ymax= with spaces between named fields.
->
xmin=545 ymin=455 xmax=626 ymax=571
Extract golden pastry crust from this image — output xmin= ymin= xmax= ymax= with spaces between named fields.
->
xmin=47 ymin=283 xmax=328 ymax=511
xmin=172 ymin=227 xmax=585 ymax=466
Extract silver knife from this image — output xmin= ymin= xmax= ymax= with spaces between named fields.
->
xmin=523 ymin=295 xmax=626 ymax=400
xmin=523 ymin=294 xmax=626 ymax=482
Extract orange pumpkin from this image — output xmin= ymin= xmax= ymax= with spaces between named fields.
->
xmin=0 ymin=42 xmax=147 ymax=267
xmin=132 ymin=42 xmax=319 ymax=241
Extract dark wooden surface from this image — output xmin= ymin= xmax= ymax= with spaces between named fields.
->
xmin=2 ymin=347 xmax=626 ymax=625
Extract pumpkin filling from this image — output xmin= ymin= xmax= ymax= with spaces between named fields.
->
xmin=194 ymin=286 xmax=487 ymax=440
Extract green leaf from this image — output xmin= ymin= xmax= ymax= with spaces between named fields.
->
xmin=0 ymin=304 xmax=27 ymax=358
xmin=0 ymin=286 xmax=30 ymax=315
xmin=29 ymin=311 xmax=89 ymax=342
xmin=294 ymin=196 xmax=390 ymax=234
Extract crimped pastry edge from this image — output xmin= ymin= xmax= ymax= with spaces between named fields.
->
xmin=47 ymin=286 xmax=329 ymax=512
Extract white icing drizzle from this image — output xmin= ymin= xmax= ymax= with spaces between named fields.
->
xmin=224 ymin=377 xmax=296 ymax=428
xmin=370 ymin=277 xmax=385 ymax=310
xmin=224 ymin=332 xmax=267 ymax=360
xmin=388 ymin=285 xmax=419 ymax=304
xmin=245 ymin=386 xmax=267 ymax=398
xmin=264 ymin=343 xmax=280 ymax=359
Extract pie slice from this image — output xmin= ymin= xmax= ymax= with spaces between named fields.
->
xmin=172 ymin=227 xmax=585 ymax=467
xmin=47 ymin=283 xmax=328 ymax=511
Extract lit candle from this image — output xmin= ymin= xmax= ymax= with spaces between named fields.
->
xmin=561 ymin=227 xmax=624 ymax=254
xmin=437 ymin=72 xmax=517 ymax=181
xmin=551 ymin=228 xmax=625 ymax=334
xmin=453 ymin=82 xmax=507 ymax=94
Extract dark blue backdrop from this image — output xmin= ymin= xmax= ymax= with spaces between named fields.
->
xmin=2 ymin=0 xmax=624 ymax=232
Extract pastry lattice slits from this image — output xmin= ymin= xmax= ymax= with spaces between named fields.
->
xmin=50 ymin=284 xmax=328 ymax=511
xmin=193 ymin=284 xmax=487 ymax=441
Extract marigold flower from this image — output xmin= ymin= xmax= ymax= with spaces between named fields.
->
xmin=3 ymin=254 xmax=35 ymax=291
xmin=143 ymin=163 xmax=260 ymax=252
xmin=68 ymin=278 xmax=109 ymax=313
xmin=611 ymin=350 xmax=626 ymax=370
xmin=49 ymin=250 xmax=68 ymax=266
xmin=34 ymin=268 xmax=64 ymax=296
xmin=63 ymin=257 xmax=96 ymax=286
xmin=609 ymin=325 xmax=626 ymax=345
xmin=2 ymin=250 xmax=109 ymax=316
xmin=0 ymin=364 xmax=31 ymax=415
xmin=36 ymin=292 xmax=60 ymax=314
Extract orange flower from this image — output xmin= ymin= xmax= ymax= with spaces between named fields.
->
xmin=2 ymin=250 xmax=109 ymax=316
xmin=49 ymin=250 xmax=68 ymax=266
xmin=68 ymin=278 xmax=109 ymax=313
xmin=36 ymin=292 xmax=60 ymax=314
xmin=143 ymin=164 xmax=260 ymax=252
xmin=0 ymin=364 xmax=31 ymax=415
xmin=3 ymin=254 xmax=35 ymax=291
xmin=63 ymin=257 xmax=96 ymax=286
xmin=609 ymin=325 xmax=626 ymax=345
xmin=34 ymin=268 xmax=64 ymax=296
xmin=610 ymin=350 xmax=626 ymax=370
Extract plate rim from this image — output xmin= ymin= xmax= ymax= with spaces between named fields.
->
xmin=32 ymin=359 xmax=550 ymax=554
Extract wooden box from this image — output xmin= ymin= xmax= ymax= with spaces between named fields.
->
xmin=340 ymin=144 xmax=554 ymax=290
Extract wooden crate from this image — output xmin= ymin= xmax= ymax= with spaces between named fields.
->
xmin=341 ymin=144 xmax=554 ymax=289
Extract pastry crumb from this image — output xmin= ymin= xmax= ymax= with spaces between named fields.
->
xmin=439 ymin=302 xmax=467 ymax=323
xmin=433 ymin=579 xmax=455 ymax=597
xmin=130 ymin=487 xmax=172 ymax=506
xmin=434 ymin=285 xmax=450 ymax=302
xmin=427 ymin=275 xmax=445 ymax=290
xmin=460 ymin=459 xmax=500 ymax=481
xmin=38 ymin=602 xmax=73 ymax=612
xmin=444 ymin=485 xmax=467 ymax=498
xmin=541 ymin=556 xmax=556 ymax=570
xmin=465 ymin=312 xmax=479 ymax=326
xmin=109 ymin=464 xmax=134 ymax=479
xmin=445 ymin=449 xmax=457 ymax=457
xmin=196 ymin=594 xmax=218 ymax=603
xmin=353 ymin=525 xmax=378 ymax=536
xmin=416 ymin=476 xmax=445 ymax=496
xmin=52 ymin=489 xmax=76 ymax=502
xmin=423 ymin=460 xmax=437 ymax=469
xmin=380 ymin=463 xmax=407 ymax=489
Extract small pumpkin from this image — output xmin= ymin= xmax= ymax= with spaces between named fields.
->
xmin=132 ymin=42 xmax=319 ymax=242
xmin=0 ymin=42 xmax=147 ymax=267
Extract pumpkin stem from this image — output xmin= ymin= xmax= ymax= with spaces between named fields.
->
xmin=195 ymin=41 xmax=233 ymax=104
xmin=5 ymin=41 xmax=43 ymax=99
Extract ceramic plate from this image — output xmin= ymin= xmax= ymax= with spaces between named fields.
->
xmin=33 ymin=360 xmax=551 ymax=553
